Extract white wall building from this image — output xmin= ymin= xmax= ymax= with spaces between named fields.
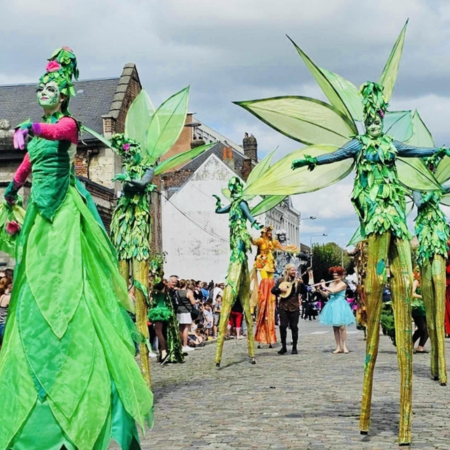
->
xmin=162 ymin=153 xmax=300 ymax=281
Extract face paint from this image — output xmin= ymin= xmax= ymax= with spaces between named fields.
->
xmin=36 ymin=81 xmax=61 ymax=108
xmin=365 ymin=115 xmax=383 ymax=138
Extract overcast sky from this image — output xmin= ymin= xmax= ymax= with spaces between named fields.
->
xmin=1 ymin=0 xmax=450 ymax=248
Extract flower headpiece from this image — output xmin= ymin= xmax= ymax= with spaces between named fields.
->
xmin=110 ymin=134 xmax=141 ymax=160
xmin=361 ymin=81 xmax=388 ymax=123
xmin=261 ymin=225 xmax=273 ymax=235
xmin=38 ymin=47 xmax=79 ymax=113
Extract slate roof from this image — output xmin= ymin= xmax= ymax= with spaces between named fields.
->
xmin=181 ymin=141 xmax=250 ymax=176
xmin=0 ymin=77 xmax=119 ymax=136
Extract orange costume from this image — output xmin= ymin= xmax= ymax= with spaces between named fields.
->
xmin=251 ymin=226 xmax=298 ymax=345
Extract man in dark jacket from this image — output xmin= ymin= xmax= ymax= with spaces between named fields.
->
xmin=272 ymin=263 xmax=307 ymax=354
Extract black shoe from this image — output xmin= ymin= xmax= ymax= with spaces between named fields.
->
xmin=291 ymin=348 xmax=298 ymax=355
xmin=160 ymin=354 xmax=170 ymax=366
xmin=278 ymin=347 xmax=287 ymax=355
xmin=269 ymin=344 xmax=273 ymax=348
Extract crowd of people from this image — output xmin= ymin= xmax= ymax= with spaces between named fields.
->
xmin=0 ymin=268 xmax=13 ymax=347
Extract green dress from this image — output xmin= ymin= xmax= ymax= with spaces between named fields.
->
xmin=0 ymin=116 xmax=153 ymax=450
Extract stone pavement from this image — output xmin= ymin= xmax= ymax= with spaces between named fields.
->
xmin=136 ymin=320 xmax=450 ymax=449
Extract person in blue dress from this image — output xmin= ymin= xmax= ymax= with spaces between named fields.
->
xmin=319 ymin=266 xmax=355 ymax=354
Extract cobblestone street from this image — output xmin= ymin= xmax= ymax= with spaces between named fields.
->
xmin=140 ymin=321 xmax=450 ymax=449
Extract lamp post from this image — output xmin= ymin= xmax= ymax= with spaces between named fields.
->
xmin=309 ymin=233 xmax=328 ymax=270
xmin=299 ymin=215 xmax=316 ymax=248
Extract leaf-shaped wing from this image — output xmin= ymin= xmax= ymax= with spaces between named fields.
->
xmin=221 ymin=188 xmax=231 ymax=201
xmin=320 ymin=68 xmax=364 ymax=122
xmin=235 ymin=96 xmax=354 ymax=146
xmin=406 ymin=110 xmax=435 ymax=147
xmin=379 ymin=20 xmax=409 ymax=102
xmin=154 ymin=143 xmax=214 ymax=176
xmin=439 ymin=192 xmax=450 ymax=207
xmin=383 ymin=110 xmax=413 ymax=142
xmin=347 ymin=226 xmax=364 ymax=247
xmin=397 ymin=157 xmax=441 ymax=191
xmin=0 ymin=203 xmax=26 ymax=257
xmin=147 ymin=86 xmax=190 ymax=164
xmin=246 ymin=148 xmax=277 ymax=187
xmin=244 ymin=145 xmax=354 ymax=196
xmin=435 ymin=158 xmax=450 ymax=185
xmin=125 ymin=89 xmax=155 ymax=148
xmin=287 ymin=36 xmax=357 ymax=129
xmin=80 ymin=125 xmax=114 ymax=149
xmin=251 ymin=195 xmax=285 ymax=217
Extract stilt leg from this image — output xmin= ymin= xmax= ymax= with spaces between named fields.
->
xmin=360 ymin=232 xmax=390 ymax=433
xmin=241 ymin=266 xmax=255 ymax=362
xmin=390 ymin=238 xmax=413 ymax=445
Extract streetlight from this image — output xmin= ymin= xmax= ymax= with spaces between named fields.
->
xmin=309 ymin=234 xmax=328 ymax=270
xmin=299 ymin=215 xmax=316 ymax=247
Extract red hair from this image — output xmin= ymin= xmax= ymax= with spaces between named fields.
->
xmin=328 ymin=266 xmax=345 ymax=276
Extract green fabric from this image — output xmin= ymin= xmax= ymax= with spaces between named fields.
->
xmin=352 ymin=134 xmax=410 ymax=239
xmin=287 ymin=36 xmax=357 ymax=126
xmin=146 ymin=86 xmax=190 ymax=164
xmin=75 ymin=176 xmax=107 ymax=232
xmin=27 ymin=115 xmax=73 ymax=222
xmin=148 ymin=291 xmax=173 ymax=322
xmin=415 ymin=190 xmax=449 ymax=265
xmin=235 ymin=96 xmax=355 ymax=146
xmin=378 ymin=20 xmax=408 ymax=102
xmin=228 ymin=199 xmax=253 ymax=264
xmin=0 ymin=202 xmax=26 ymax=257
xmin=0 ymin=187 xmax=153 ymax=450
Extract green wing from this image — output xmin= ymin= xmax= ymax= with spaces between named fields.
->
xmin=154 ymin=143 xmax=213 ymax=176
xmin=80 ymin=125 xmax=113 ymax=149
xmin=244 ymin=145 xmax=354 ymax=196
xmin=146 ymin=86 xmax=190 ymax=164
xmin=435 ymin=158 xmax=450 ymax=185
xmin=320 ymin=68 xmax=363 ymax=122
xmin=397 ymin=157 xmax=441 ymax=191
xmin=440 ymin=192 xmax=450 ymax=207
xmin=379 ymin=20 xmax=409 ymax=102
xmin=251 ymin=195 xmax=285 ymax=217
xmin=235 ymin=96 xmax=355 ymax=146
xmin=287 ymin=36 xmax=357 ymax=127
xmin=383 ymin=111 xmax=413 ymax=142
xmin=406 ymin=110 xmax=435 ymax=147
xmin=246 ymin=148 xmax=277 ymax=187
xmin=125 ymin=89 xmax=155 ymax=149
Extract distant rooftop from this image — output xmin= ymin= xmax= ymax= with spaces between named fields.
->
xmin=0 ymin=77 xmax=120 ymax=135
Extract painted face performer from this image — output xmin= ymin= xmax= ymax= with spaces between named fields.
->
xmin=0 ymin=48 xmax=153 ymax=450
xmin=412 ymin=153 xmax=450 ymax=386
xmin=235 ymin=23 xmax=449 ymax=445
xmin=213 ymin=177 xmax=262 ymax=366
xmin=251 ymin=225 xmax=298 ymax=347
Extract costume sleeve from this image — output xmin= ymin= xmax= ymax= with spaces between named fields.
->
xmin=271 ymin=279 xmax=282 ymax=296
xmin=13 ymin=153 xmax=32 ymax=186
xmin=394 ymin=141 xmax=443 ymax=158
xmin=31 ymin=117 xmax=78 ymax=144
xmin=240 ymin=201 xmax=258 ymax=224
xmin=314 ymin=139 xmax=360 ymax=166
xmin=251 ymin=237 xmax=262 ymax=246
xmin=215 ymin=204 xmax=231 ymax=214
xmin=273 ymin=239 xmax=299 ymax=253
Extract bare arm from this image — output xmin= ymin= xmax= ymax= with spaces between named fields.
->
xmin=186 ymin=289 xmax=197 ymax=306
xmin=412 ymin=280 xmax=422 ymax=299
xmin=322 ymin=281 xmax=347 ymax=294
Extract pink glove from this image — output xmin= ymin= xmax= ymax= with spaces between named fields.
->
xmin=13 ymin=128 xmax=29 ymax=150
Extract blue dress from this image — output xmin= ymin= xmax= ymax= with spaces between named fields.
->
xmin=319 ymin=289 xmax=355 ymax=327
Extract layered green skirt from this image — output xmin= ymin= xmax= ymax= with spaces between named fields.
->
xmin=0 ymin=187 xmax=153 ymax=450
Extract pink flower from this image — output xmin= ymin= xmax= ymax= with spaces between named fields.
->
xmin=62 ymin=46 xmax=73 ymax=52
xmin=122 ymin=144 xmax=131 ymax=152
xmin=5 ymin=220 xmax=21 ymax=236
xmin=46 ymin=61 xmax=62 ymax=73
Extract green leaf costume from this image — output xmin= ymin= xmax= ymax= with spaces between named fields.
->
xmin=0 ymin=49 xmax=153 ymax=450
xmin=235 ymin=22 xmax=448 ymax=445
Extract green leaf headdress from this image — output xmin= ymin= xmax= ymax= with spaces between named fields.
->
xmin=38 ymin=47 xmax=79 ymax=114
xmin=361 ymin=81 xmax=388 ymax=123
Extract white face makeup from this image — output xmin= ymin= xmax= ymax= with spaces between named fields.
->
xmin=365 ymin=115 xmax=383 ymax=138
xmin=36 ymin=81 xmax=61 ymax=108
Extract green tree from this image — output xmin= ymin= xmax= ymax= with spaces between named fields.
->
xmin=312 ymin=242 xmax=352 ymax=282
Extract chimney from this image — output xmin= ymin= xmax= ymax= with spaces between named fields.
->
xmin=222 ymin=146 xmax=235 ymax=171
xmin=243 ymin=132 xmax=257 ymax=162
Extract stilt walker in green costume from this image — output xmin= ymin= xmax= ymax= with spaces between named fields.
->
xmin=235 ymin=22 xmax=449 ymax=445
xmin=213 ymin=177 xmax=262 ymax=367
xmin=0 ymin=48 xmax=153 ymax=450
xmin=84 ymin=87 xmax=211 ymax=383
xmin=412 ymin=138 xmax=450 ymax=386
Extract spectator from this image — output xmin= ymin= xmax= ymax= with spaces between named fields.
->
xmin=228 ymin=297 xmax=244 ymax=340
xmin=212 ymin=282 xmax=224 ymax=305
xmin=0 ymin=281 xmax=12 ymax=346
xmin=200 ymin=282 xmax=209 ymax=301
xmin=176 ymin=278 xmax=197 ymax=353
xmin=204 ymin=301 xmax=214 ymax=338
xmin=213 ymin=295 xmax=222 ymax=338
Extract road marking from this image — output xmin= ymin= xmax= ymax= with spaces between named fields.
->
xmin=310 ymin=331 xmax=330 ymax=335
xmin=347 ymin=331 xmax=359 ymax=334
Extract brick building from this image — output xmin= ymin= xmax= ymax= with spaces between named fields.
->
xmin=0 ymin=63 xmax=149 ymax=266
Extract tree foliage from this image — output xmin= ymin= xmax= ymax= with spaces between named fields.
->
xmin=311 ymin=242 xmax=353 ymax=282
